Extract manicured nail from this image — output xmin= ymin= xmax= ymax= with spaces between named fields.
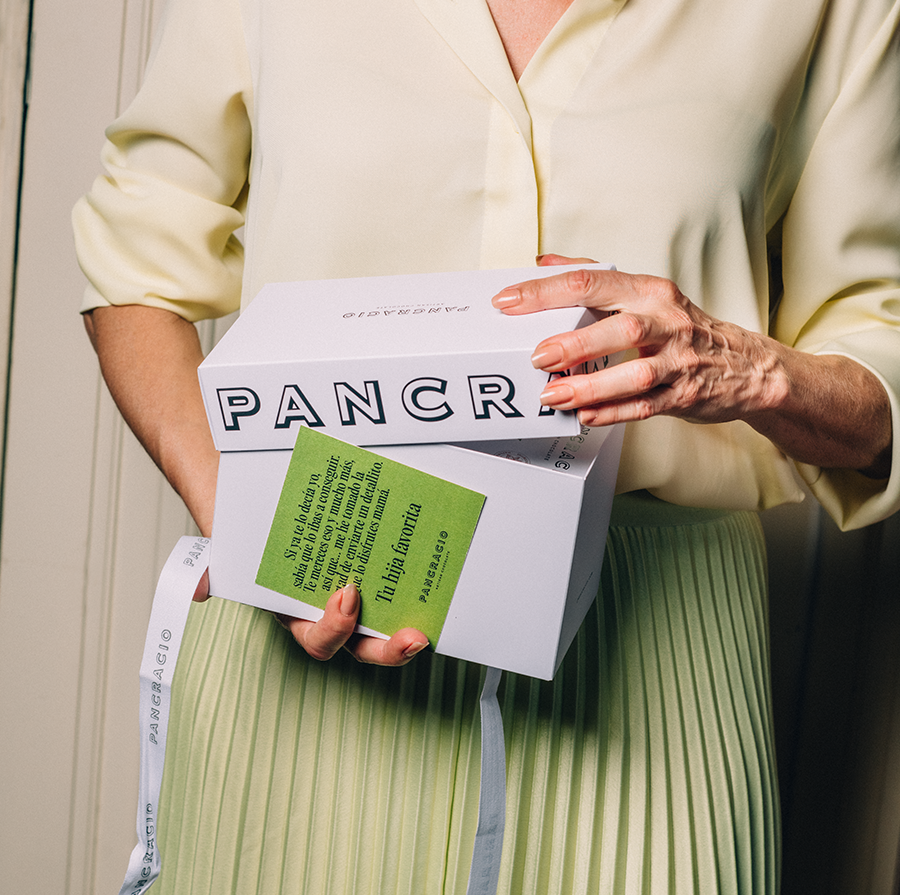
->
xmin=492 ymin=288 xmax=521 ymax=309
xmin=540 ymin=382 xmax=574 ymax=405
xmin=340 ymin=583 xmax=359 ymax=617
xmin=403 ymin=641 xmax=428 ymax=659
xmin=531 ymin=343 xmax=564 ymax=368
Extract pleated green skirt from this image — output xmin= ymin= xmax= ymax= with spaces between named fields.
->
xmin=155 ymin=493 xmax=780 ymax=894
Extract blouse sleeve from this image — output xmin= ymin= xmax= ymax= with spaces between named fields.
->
xmin=72 ymin=0 xmax=252 ymax=322
xmin=770 ymin=0 xmax=900 ymax=530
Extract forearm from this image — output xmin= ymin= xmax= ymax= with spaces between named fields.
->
xmin=84 ymin=304 xmax=219 ymax=536
xmin=744 ymin=341 xmax=893 ymax=479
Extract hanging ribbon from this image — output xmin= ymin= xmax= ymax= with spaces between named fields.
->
xmin=466 ymin=666 xmax=506 ymax=895
xmin=118 ymin=537 xmax=210 ymax=895
xmin=118 ymin=537 xmax=506 ymax=894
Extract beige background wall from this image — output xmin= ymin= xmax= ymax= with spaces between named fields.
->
xmin=0 ymin=1 xmax=898 ymax=892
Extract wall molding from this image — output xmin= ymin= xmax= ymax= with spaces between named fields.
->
xmin=0 ymin=0 xmax=32 ymax=499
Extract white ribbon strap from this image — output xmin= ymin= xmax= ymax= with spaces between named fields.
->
xmin=119 ymin=537 xmax=504 ymax=895
xmin=118 ymin=536 xmax=210 ymax=895
xmin=466 ymin=666 xmax=507 ymax=895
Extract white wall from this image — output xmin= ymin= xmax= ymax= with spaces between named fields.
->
xmin=0 ymin=2 xmax=193 ymax=891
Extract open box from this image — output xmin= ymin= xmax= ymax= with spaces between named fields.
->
xmin=209 ymin=424 xmax=623 ymax=680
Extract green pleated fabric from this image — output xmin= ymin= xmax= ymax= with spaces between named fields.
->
xmin=154 ymin=495 xmax=780 ymax=894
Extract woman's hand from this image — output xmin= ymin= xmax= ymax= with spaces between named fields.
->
xmin=273 ymin=584 xmax=429 ymax=666
xmin=190 ymin=563 xmax=428 ymax=665
xmin=494 ymin=264 xmax=781 ymax=428
xmin=493 ymin=257 xmax=892 ymax=477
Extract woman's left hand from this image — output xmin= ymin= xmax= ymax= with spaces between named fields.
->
xmin=493 ymin=258 xmax=783 ymax=429
xmin=492 ymin=255 xmax=892 ymax=477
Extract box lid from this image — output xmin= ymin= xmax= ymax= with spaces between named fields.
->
xmin=199 ymin=266 xmax=612 ymax=450
xmin=208 ymin=266 xmax=608 ymax=364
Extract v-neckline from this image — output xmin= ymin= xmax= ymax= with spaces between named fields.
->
xmin=485 ymin=0 xmax=578 ymax=82
xmin=411 ymin=0 xmax=627 ymax=152
xmin=411 ymin=0 xmax=536 ymax=146
xmin=518 ymin=0 xmax=626 ymax=95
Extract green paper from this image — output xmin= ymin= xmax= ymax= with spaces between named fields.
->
xmin=256 ymin=428 xmax=486 ymax=644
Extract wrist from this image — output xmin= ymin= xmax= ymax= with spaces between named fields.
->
xmin=745 ymin=330 xmax=793 ymax=418
xmin=162 ymin=442 xmax=219 ymax=537
xmin=743 ymin=346 xmax=892 ymax=475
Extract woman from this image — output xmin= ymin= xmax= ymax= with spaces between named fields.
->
xmin=75 ymin=0 xmax=900 ymax=891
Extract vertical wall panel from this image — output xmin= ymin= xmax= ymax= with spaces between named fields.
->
xmin=0 ymin=0 xmax=190 ymax=893
xmin=0 ymin=0 xmax=32 ymax=477
xmin=0 ymin=0 xmax=123 ymax=885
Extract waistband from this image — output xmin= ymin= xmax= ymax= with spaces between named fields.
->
xmin=609 ymin=490 xmax=741 ymax=528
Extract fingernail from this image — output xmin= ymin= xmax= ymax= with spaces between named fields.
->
xmin=531 ymin=343 xmax=564 ymax=368
xmin=492 ymin=288 xmax=521 ymax=309
xmin=340 ymin=583 xmax=359 ymax=617
xmin=403 ymin=641 xmax=428 ymax=659
xmin=540 ymin=382 xmax=574 ymax=405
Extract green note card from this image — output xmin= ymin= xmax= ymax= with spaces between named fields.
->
xmin=256 ymin=428 xmax=486 ymax=644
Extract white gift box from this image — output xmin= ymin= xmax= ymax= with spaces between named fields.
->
xmin=198 ymin=265 xmax=613 ymax=451
xmin=210 ymin=423 xmax=623 ymax=680
xmin=204 ymin=266 xmax=624 ymax=678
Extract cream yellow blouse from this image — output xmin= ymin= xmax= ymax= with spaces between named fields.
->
xmin=73 ymin=0 xmax=900 ymax=529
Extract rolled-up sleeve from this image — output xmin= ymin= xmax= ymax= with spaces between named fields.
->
xmin=772 ymin=0 xmax=900 ymax=529
xmin=73 ymin=0 xmax=252 ymax=322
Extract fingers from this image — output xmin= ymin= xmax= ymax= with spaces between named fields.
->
xmin=536 ymin=321 xmax=736 ymax=427
xmin=192 ymin=568 xmax=210 ymax=602
xmin=344 ymin=628 xmax=429 ymax=665
xmin=275 ymin=583 xmax=429 ymax=666
xmin=529 ymin=313 xmax=630 ymax=372
xmin=539 ymin=363 xmax=672 ymax=427
xmin=493 ymin=267 xmax=639 ymax=316
xmin=540 ymin=359 xmax=658 ymax=410
xmin=531 ymin=300 xmax=696 ymax=372
xmin=536 ymin=253 xmax=598 ymax=267
xmin=509 ymin=270 xmax=701 ymax=422
xmin=276 ymin=584 xmax=358 ymax=661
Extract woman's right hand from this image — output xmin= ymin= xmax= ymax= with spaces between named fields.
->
xmin=193 ymin=570 xmax=428 ymax=665
xmin=273 ymin=584 xmax=429 ymax=665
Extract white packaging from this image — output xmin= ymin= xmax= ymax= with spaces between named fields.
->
xmin=209 ymin=423 xmax=624 ymax=680
xmin=198 ymin=265 xmax=613 ymax=451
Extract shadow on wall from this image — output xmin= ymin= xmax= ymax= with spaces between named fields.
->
xmin=763 ymin=497 xmax=900 ymax=895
